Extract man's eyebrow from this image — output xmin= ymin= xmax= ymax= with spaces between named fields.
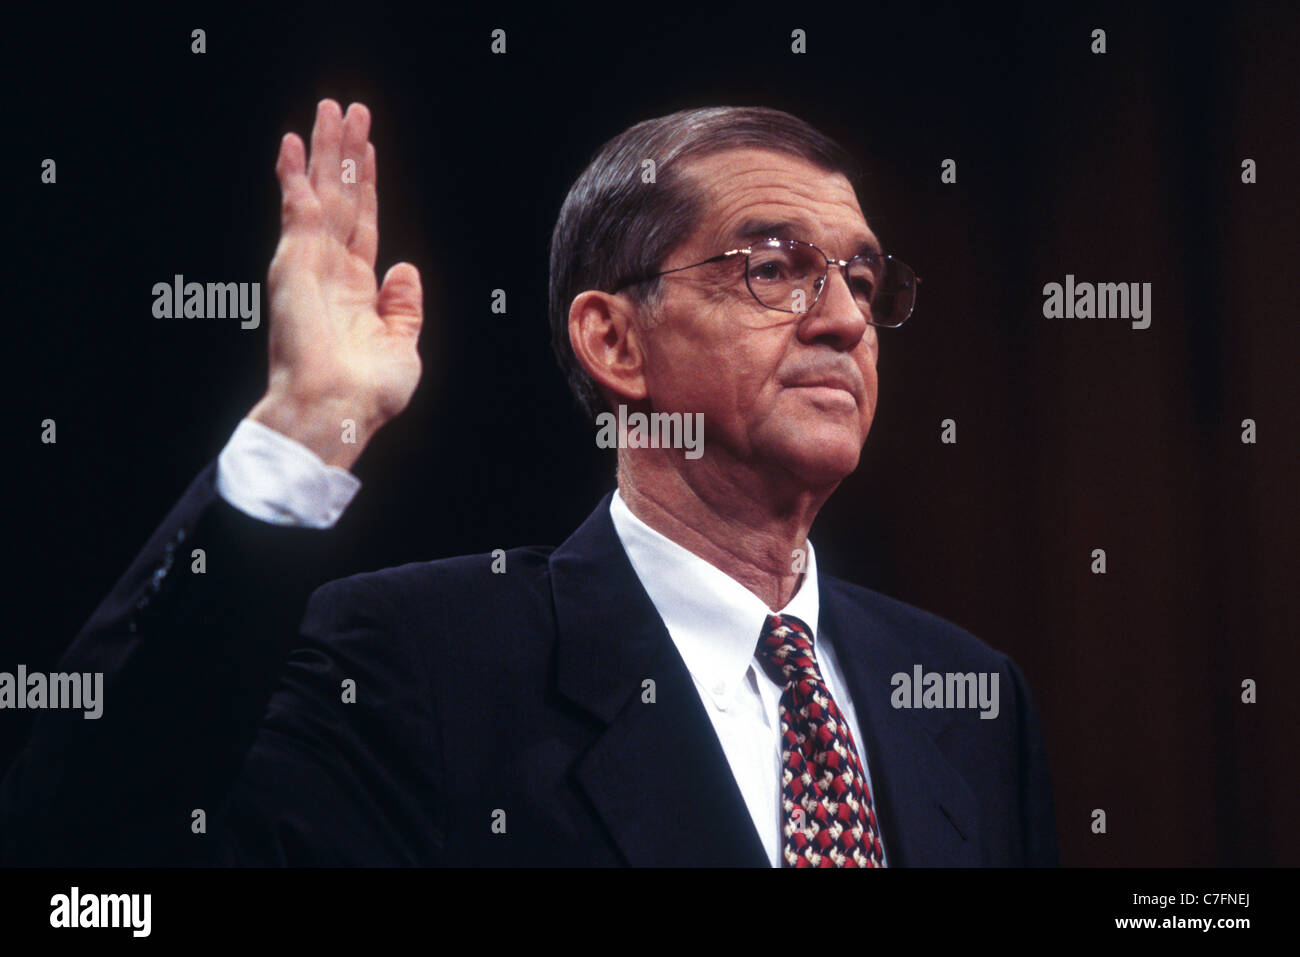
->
xmin=730 ymin=219 xmax=802 ymax=244
xmin=729 ymin=218 xmax=882 ymax=256
xmin=853 ymin=235 xmax=884 ymax=257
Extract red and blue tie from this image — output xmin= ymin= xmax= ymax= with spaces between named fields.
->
xmin=756 ymin=613 xmax=885 ymax=867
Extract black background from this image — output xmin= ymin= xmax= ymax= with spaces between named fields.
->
xmin=7 ymin=0 xmax=1298 ymax=866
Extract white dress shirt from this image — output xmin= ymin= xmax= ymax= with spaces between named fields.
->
xmin=608 ymin=490 xmax=883 ymax=866
xmin=216 ymin=420 xmax=884 ymax=866
xmin=216 ymin=418 xmax=361 ymax=528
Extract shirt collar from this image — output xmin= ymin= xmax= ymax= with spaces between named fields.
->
xmin=608 ymin=488 xmax=820 ymax=701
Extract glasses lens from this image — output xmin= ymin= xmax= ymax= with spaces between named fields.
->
xmin=745 ymin=240 xmax=825 ymax=313
xmin=848 ymin=254 xmax=917 ymax=327
xmin=745 ymin=241 xmax=917 ymax=325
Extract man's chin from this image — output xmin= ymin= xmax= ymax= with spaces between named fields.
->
xmin=774 ymin=432 xmax=863 ymax=488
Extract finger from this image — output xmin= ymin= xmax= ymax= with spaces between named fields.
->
xmin=340 ymin=101 xmax=371 ymax=172
xmin=377 ymin=262 xmax=423 ymax=333
xmin=349 ymin=141 xmax=379 ymax=267
xmin=337 ymin=102 xmax=369 ymax=233
xmin=276 ymin=132 xmax=322 ymax=231
xmin=308 ymin=99 xmax=346 ymax=235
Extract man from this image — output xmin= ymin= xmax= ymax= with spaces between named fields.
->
xmin=0 ymin=100 xmax=1058 ymax=866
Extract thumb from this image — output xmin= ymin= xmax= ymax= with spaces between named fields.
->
xmin=377 ymin=262 xmax=423 ymax=331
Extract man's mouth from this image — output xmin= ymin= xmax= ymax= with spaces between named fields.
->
xmin=786 ymin=377 xmax=860 ymax=404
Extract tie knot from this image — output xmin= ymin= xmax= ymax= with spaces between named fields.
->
xmin=756 ymin=613 xmax=822 ymax=686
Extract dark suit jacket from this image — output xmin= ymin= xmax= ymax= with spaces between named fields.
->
xmin=0 ymin=462 xmax=1058 ymax=866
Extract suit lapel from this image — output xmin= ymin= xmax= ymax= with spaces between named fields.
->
xmin=550 ymin=494 xmax=769 ymax=867
xmin=819 ymin=577 xmax=985 ymax=866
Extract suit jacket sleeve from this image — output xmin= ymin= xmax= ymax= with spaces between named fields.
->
xmin=0 ymin=461 xmax=440 ymax=866
xmin=1004 ymin=654 xmax=1060 ymax=866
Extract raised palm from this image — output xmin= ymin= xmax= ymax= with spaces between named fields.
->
xmin=255 ymin=100 xmax=423 ymax=466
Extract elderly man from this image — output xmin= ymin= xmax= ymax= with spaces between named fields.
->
xmin=0 ymin=100 xmax=1057 ymax=867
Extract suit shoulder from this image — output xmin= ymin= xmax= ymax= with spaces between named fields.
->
xmin=821 ymin=574 xmax=1012 ymax=671
xmin=308 ymin=545 xmax=556 ymax=618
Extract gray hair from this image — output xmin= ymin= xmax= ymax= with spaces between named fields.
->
xmin=547 ymin=106 xmax=860 ymax=420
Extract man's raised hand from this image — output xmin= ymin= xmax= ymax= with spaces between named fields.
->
xmin=249 ymin=99 xmax=424 ymax=469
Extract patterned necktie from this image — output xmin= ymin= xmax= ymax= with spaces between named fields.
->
xmin=756 ymin=613 xmax=885 ymax=867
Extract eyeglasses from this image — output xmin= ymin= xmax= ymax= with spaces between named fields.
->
xmin=612 ymin=238 xmax=920 ymax=327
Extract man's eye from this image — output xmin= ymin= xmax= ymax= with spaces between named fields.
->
xmin=849 ymin=276 xmax=875 ymax=301
xmin=751 ymin=260 xmax=788 ymax=283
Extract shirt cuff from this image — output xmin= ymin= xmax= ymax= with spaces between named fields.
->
xmin=216 ymin=418 xmax=361 ymax=529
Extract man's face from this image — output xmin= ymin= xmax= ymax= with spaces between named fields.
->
xmin=637 ymin=148 xmax=880 ymax=491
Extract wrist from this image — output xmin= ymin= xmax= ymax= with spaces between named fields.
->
xmin=248 ymin=391 xmax=381 ymax=470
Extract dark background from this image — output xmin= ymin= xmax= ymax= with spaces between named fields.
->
xmin=7 ymin=1 xmax=1297 ymax=866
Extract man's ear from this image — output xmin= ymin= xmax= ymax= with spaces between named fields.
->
xmin=568 ymin=290 xmax=650 ymax=405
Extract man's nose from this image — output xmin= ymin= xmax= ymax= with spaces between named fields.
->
xmin=796 ymin=267 xmax=870 ymax=351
